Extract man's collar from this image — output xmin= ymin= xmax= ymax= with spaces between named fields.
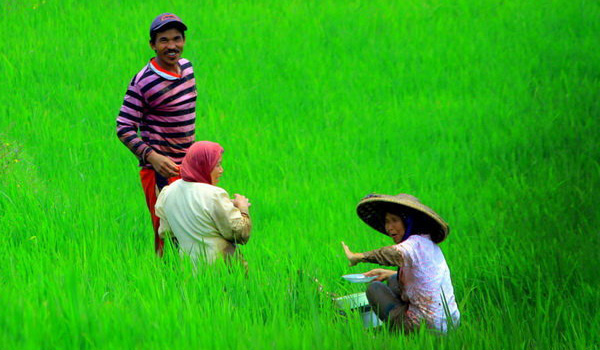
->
xmin=149 ymin=58 xmax=181 ymax=80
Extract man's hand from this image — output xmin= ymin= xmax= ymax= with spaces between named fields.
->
xmin=363 ymin=268 xmax=396 ymax=282
xmin=232 ymin=194 xmax=251 ymax=214
xmin=341 ymin=241 xmax=364 ymax=267
xmin=147 ymin=152 xmax=180 ymax=178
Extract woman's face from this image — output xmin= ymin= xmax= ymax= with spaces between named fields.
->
xmin=385 ymin=212 xmax=406 ymax=244
xmin=210 ymin=158 xmax=224 ymax=185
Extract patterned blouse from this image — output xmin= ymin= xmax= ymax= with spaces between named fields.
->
xmin=363 ymin=234 xmax=460 ymax=332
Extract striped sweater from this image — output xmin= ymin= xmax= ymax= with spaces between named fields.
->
xmin=116 ymin=58 xmax=197 ymax=167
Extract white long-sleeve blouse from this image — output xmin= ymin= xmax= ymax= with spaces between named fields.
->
xmin=155 ymin=180 xmax=251 ymax=263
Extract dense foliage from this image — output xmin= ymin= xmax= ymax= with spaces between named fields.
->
xmin=1 ymin=0 xmax=598 ymax=348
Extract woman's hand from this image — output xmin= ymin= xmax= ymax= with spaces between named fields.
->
xmin=341 ymin=241 xmax=364 ymax=267
xmin=363 ymin=268 xmax=396 ymax=282
xmin=232 ymin=194 xmax=251 ymax=214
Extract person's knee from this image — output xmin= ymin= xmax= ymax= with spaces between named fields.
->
xmin=388 ymin=274 xmax=402 ymax=294
xmin=366 ymin=281 xmax=387 ymax=303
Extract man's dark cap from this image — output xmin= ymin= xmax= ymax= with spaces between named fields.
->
xmin=150 ymin=13 xmax=187 ymax=36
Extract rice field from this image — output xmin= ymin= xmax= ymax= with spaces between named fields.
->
xmin=1 ymin=0 xmax=599 ymax=348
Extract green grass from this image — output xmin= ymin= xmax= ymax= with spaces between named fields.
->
xmin=1 ymin=0 xmax=599 ymax=348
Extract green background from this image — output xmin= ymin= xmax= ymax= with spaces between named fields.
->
xmin=1 ymin=0 xmax=598 ymax=348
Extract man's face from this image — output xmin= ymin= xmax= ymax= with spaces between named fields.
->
xmin=150 ymin=28 xmax=185 ymax=68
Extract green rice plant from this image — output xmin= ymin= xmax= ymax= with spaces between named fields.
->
xmin=0 ymin=0 xmax=598 ymax=348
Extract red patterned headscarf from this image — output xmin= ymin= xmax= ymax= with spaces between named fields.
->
xmin=180 ymin=141 xmax=224 ymax=184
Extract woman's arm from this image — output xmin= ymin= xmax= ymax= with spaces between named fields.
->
xmin=212 ymin=190 xmax=252 ymax=244
xmin=230 ymin=194 xmax=252 ymax=244
xmin=362 ymin=246 xmax=404 ymax=266
xmin=363 ymin=268 xmax=397 ymax=282
xmin=231 ymin=212 xmax=252 ymax=244
xmin=341 ymin=242 xmax=404 ymax=267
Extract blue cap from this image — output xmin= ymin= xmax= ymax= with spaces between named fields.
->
xmin=150 ymin=13 xmax=187 ymax=36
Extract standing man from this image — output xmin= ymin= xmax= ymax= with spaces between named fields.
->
xmin=116 ymin=13 xmax=197 ymax=256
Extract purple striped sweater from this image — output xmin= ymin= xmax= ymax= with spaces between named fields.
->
xmin=116 ymin=58 xmax=197 ymax=167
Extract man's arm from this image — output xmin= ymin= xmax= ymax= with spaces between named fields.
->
xmin=116 ymin=77 xmax=153 ymax=163
xmin=116 ymin=77 xmax=179 ymax=177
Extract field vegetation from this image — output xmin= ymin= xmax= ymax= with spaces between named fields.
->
xmin=1 ymin=0 xmax=598 ymax=348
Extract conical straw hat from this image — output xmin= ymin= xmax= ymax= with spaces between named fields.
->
xmin=356 ymin=193 xmax=450 ymax=243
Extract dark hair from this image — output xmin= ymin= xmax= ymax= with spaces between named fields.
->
xmin=150 ymin=22 xmax=186 ymax=44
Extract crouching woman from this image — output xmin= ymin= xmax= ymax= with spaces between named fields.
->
xmin=155 ymin=141 xmax=251 ymax=266
xmin=341 ymin=193 xmax=459 ymax=334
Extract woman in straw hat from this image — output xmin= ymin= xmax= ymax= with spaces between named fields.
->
xmin=155 ymin=141 xmax=252 ymax=266
xmin=341 ymin=194 xmax=460 ymax=333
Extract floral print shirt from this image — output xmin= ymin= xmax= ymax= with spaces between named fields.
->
xmin=363 ymin=234 xmax=460 ymax=332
